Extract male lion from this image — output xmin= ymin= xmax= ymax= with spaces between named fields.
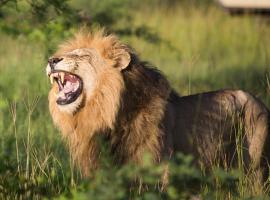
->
xmin=46 ymin=30 xmax=270 ymax=183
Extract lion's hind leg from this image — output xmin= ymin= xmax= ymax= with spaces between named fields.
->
xmin=233 ymin=90 xmax=270 ymax=193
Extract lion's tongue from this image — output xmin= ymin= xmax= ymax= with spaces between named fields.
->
xmin=63 ymin=81 xmax=75 ymax=93
xmin=57 ymin=81 xmax=80 ymax=99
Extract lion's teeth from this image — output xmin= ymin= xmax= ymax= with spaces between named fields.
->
xmin=50 ymin=75 xmax=54 ymax=84
xmin=60 ymin=72 xmax=65 ymax=84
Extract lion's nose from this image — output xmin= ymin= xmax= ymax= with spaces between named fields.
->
xmin=48 ymin=57 xmax=63 ymax=69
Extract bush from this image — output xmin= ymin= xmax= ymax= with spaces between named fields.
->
xmin=55 ymin=153 xmax=252 ymax=200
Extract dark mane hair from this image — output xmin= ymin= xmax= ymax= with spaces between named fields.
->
xmin=110 ymin=54 xmax=171 ymax=164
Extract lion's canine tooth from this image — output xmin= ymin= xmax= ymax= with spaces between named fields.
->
xmin=50 ymin=75 xmax=54 ymax=84
xmin=60 ymin=72 xmax=65 ymax=84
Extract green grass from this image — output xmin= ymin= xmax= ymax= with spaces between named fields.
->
xmin=0 ymin=36 xmax=79 ymax=199
xmin=1 ymin=3 xmax=270 ymax=199
xmin=127 ymin=6 xmax=270 ymax=97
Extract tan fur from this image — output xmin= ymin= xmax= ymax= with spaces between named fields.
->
xmin=49 ymin=62 xmax=125 ymax=173
xmin=49 ymin=30 xmax=170 ymax=176
xmin=55 ymin=29 xmax=130 ymax=69
xmin=48 ymin=30 xmax=270 ymax=183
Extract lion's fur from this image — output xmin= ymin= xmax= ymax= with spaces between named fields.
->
xmin=49 ymin=30 xmax=171 ymax=175
xmin=54 ymin=29 xmax=130 ymax=69
xmin=48 ymin=30 xmax=270 ymax=182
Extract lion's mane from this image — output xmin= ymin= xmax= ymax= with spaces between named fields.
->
xmin=49 ymin=30 xmax=171 ymax=176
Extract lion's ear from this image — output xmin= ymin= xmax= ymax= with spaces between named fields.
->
xmin=114 ymin=50 xmax=131 ymax=70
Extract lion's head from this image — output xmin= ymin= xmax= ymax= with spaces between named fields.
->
xmin=46 ymin=30 xmax=131 ymax=114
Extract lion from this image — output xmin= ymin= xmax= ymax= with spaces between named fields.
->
xmin=46 ymin=30 xmax=270 ymax=184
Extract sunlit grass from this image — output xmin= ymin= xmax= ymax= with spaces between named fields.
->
xmin=124 ymin=6 xmax=270 ymax=98
xmin=0 ymin=35 xmax=80 ymax=199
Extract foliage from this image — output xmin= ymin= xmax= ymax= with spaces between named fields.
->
xmin=0 ymin=0 xmax=133 ymax=55
xmin=55 ymin=154 xmax=243 ymax=200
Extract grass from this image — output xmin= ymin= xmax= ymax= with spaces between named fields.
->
xmin=0 ymin=2 xmax=270 ymax=199
xmin=127 ymin=6 xmax=270 ymax=97
xmin=0 ymin=36 xmax=78 ymax=199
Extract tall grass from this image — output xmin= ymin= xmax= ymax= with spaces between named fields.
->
xmin=0 ymin=36 xmax=80 ymax=199
xmin=0 ymin=3 xmax=270 ymax=199
xmin=123 ymin=6 xmax=270 ymax=99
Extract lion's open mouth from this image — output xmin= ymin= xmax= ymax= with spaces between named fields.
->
xmin=49 ymin=71 xmax=83 ymax=105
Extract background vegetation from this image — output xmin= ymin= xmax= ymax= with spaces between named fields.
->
xmin=0 ymin=0 xmax=270 ymax=199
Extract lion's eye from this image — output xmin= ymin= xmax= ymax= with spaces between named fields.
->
xmin=77 ymin=54 xmax=90 ymax=58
